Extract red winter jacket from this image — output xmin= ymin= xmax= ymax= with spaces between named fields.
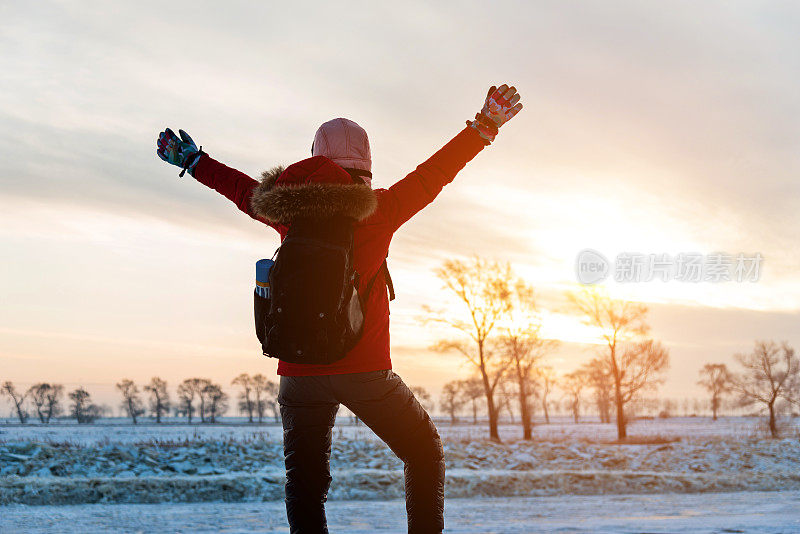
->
xmin=192 ymin=126 xmax=487 ymax=376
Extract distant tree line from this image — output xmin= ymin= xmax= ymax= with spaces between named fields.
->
xmin=424 ymin=256 xmax=800 ymax=441
xmin=1 ymin=374 xmax=441 ymax=427
xmin=433 ymin=340 xmax=799 ymax=440
xmin=0 ymin=382 xmax=102 ymax=424
xmin=423 ymin=256 xmax=669 ymax=442
xmin=0 ymin=374 xmax=281 ymax=425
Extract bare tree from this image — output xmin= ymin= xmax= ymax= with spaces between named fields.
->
xmin=459 ymin=376 xmax=484 ymax=424
xmin=568 ymin=288 xmax=669 ymax=439
xmin=615 ymin=339 xmax=669 ymax=429
xmin=203 ymin=383 xmax=229 ymax=423
xmin=196 ymin=379 xmax=214 ymax=423
xmin=440 ymin=380 xmax=464 ymax=424
xmin=433 ymin=339 xmax=509 ymax=439
xmin=45 ymin=384 xmax=63 ymax=423
xmin=69 ymin=387 xmax=101 ymax=424
xmin=28 ymin=383 xmax=55 ymax=423
xmin=424 ymin=256 xmax=513 ymax=441
xmin=252 ymin=374 xmax=267 ymax=423
xmin=1 ymin=382 xmax=28 ymax=423
xmin=116 ymin=379 xmax=145 ymax=424
xmin=697 ymin=364 xmax=732 ymax=421
xmin=499 ymin=328 xmax=538 ymax=434
xmin=267 ymin=381 xmax=280 ymax=422
xmin=176 ymin=379 xmax=197 ymax=423
xmin=561 ymin=370 xmax=588 ymax=423
xmin=730 ymin=341 xmax=799 ymax=437
xmin=144 ymin=377 xmax=170 ymax=423
xmin=181 ymin=378 xmax=212 ymax=422
xmin=496 ymin=278 xmax=558 ymax=439
xmin=232 ymin=373 xmax=255 ymax=423
xmin=536 ymin=366 xmax=556 ymax=424
xmin=501 ymin=377 xmax=521 ymax=423
xmin=252 ymin=374 xmax=278 ymax=423
xmin=582 ymin=358 xmax=613 ymax=423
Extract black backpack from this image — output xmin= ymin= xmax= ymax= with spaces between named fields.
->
xmin=254 ymin=215 xmax=393 ymax=364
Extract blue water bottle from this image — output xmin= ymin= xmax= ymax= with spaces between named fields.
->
xmin=255 ymin=259 xmax=274 ymax=298
xmin=254 ymin=259 xmax=275 ymax=352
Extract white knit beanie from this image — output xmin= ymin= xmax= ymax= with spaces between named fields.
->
xmin=312 ymin=118 xmax=372 ymax=187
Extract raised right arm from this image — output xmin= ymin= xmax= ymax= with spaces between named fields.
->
xmin=375 ymin=84 xmax=523 ymax=231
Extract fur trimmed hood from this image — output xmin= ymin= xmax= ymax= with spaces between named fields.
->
xmin=250 ymin=156 xmax=377 ymax=224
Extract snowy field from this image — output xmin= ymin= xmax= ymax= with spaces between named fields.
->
xmin=1 ymin=415 xmax=790 ymax=445
xmin=2 ymin=417 xmax=799 ymax=532
xmin=2 ymin=492 xmax=799 ymax=533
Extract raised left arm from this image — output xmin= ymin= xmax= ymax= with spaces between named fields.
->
xmin=156 ymin=128 xmax=279 ymax=230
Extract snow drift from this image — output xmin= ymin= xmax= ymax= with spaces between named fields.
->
xmin=2 ymin=434 xmax=799 ymax=505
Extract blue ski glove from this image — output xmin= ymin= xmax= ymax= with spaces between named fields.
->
xmin=468 ymin=84 xmax=523 ymax=143
xmin=156 ymin=128 xmax=205 ymax=177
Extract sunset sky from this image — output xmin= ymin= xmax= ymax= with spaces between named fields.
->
xmin=2 ymin=1 xmax=799 ymax=413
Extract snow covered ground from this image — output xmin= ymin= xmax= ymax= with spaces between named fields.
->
xmin=1 ymin=416 xmax=799 ymax=534
xmin=1 ymin=417 xmax=799 ymax=506
xmin=2 ymin=492 xmax=799 ymax=533
xmin=1 ymin=415 xmax=791 ymax=445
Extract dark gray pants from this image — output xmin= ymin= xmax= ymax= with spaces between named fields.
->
xmin=278 ymin=369 xmax=445 ymax=534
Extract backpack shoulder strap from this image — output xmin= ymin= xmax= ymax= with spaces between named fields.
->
xmin=383 ymin=260 xmax=395 ymax=301
xmin=363 ymin=258 xmax=395 ymax=302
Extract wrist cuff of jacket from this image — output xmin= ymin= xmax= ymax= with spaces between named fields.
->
xmin=467 ymin=114 xmax=498 ymax=144
xmin=179 ymin=148 xmax=206 ymax=178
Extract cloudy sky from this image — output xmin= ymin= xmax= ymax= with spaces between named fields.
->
xmin=1 ymin=1 xmax=798 ymax=412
